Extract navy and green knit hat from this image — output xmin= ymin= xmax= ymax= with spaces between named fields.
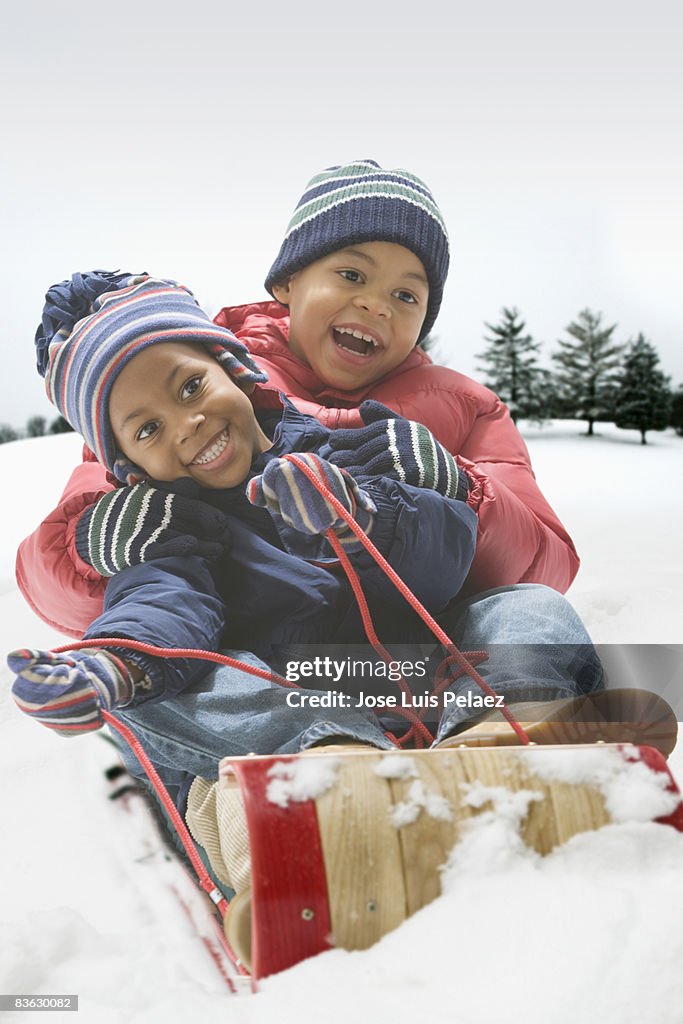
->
xmin=36 ymin=271 xmax=267 ymax=483
xmin=264 ymin=160 xmax=450 ymax=342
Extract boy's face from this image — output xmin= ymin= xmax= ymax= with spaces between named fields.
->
xmin=272 ymin=241 xmax=429 ymax=391
xmin=109 ymin=342 xmax=271 ymax=487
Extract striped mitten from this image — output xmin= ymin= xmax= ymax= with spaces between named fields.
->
xmin=8 ymin=648 xmax=134 ymax=736
xmin=246 ymin=454 xmax=376 ymax=550
xmin=322 ymin=400 xmax=469 ymax=501
xmin=76 ymin=483 xmax=232 ymax=576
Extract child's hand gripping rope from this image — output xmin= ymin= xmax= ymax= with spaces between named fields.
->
xmin=8 ymin=648 xmax=135 ymax=735
xmin=76 ymin=483 xmax=233 ymax=577
xmin=322 ymin=400 xmax=469 ymax=501
xmin=246 ymin=453 xmax=376 ymax=550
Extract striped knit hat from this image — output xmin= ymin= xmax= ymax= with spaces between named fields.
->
xmin=265 ymin=160 xmax=450 ymax=341
xmin=36 ymin=271 xmax=268 ymax=482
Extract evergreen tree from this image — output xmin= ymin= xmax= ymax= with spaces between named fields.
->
xmin=552 ymin=309 xmax=622 ymax=435
xmin=614 ymin=334 xmax=672 ymax=445
xmin=0 ymin=424 xmax=19 ymax=444
xmin=26 ymin=415 xmax=47 ymax=438
xmin=477 ymin=307 xmax=549 ymax=423
xmin=670 ymin=385 xmax=683 ymax=438
xmin=49 ymin=416 xmax=74 ymax=434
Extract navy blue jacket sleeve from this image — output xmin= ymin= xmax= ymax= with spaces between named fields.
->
xmin=351 ymin=480 xmax=478 ymax=614
xmin=82 ymin=555 xmax=226 ymax=705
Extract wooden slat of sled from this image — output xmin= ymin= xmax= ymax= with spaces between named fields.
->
xmin=387 ymin=748 xmax=609 ymax=915
xmin=226 ymin=744 xmax=669 ymax=973
xmin=315 ymin=747 xmax=612 ymax=940
xmin=438 ymin=746 xmax=611 ymax=853
xmin=315 ymin=754 xmax=408 ymax=950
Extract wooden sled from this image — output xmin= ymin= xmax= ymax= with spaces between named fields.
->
xmin=218 ymin=743 xmax=683 ymax=978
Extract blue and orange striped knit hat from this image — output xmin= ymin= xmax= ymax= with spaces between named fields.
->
xmin=35 ymin=271 xmax=268 ymax=482
xmin=265 ymin=160 xmax=450 ymax=342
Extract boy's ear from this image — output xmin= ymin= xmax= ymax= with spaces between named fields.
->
xmin=271 ymin=279 xmax=292 ymax=306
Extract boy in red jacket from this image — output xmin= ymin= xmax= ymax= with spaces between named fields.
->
xmin=17 ymin=163 xmax=674 ymax=758
xmin=16 ymin=160 xmax=578 ymax=638
xmin=11 ymin=271 xmax=674 ymax=775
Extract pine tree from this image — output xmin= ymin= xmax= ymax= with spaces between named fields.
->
xmin=0 ymin=424 xmax=19 ymax=444
xmin=49 ymin=416 xmax=74 ymax=434
xmin=614 ymin=334 xmax=672 ymax=445
xmin=26 ymin=415 xmax=47 ymax=438
xmin=552 ymin=309 xmax=622 ymax=435
xmin=477 ymin=307 xmax=549 ymax=423
xmin=670 ymin=385 xmax=683 ymax=438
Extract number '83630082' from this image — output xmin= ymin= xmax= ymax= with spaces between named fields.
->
xmin=0 ymin=995 xmax=79 ymax=1011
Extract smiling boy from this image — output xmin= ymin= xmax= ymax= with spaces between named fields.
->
xmin=17 ymin=162 xmax=580 ymax=634
xmin=9 ymin=270 xmax=483 ymax=781
xmin=271 ymin=241 xmax=430 ymax=391
xmin=109 ymin=342 xmax=272 ymax=488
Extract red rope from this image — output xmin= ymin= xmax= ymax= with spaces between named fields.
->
xmin=284 ymin=454 xmax=531 ymax=746
xmin=52 ymin=637 xmax=298 ymax=689
xmin=53 ymin=461 xmax=531 ymax=746
xmin=326 ymin=533 xmax=489 ymax=747
xmin=325 ymin=533 xmax=433 ymax=747
xmin=100 ymin=710 xmax=229 ymax=917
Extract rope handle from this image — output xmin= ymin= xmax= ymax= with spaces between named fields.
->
xmin=51 ymin=455 xmax=532 ymax=746
xmin=284 ymin=453 xmax=530 ymax=746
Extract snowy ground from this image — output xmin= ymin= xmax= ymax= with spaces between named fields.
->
xmin=1 ymin=423 xmax=682 ymax=1023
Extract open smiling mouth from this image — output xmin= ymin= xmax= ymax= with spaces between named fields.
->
xmin=332 ymin=327 xmax=382 ymax=358
xmin=191 ymin=427 xmax=230 ymax=466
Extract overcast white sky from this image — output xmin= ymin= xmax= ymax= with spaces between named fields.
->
xmin=2 ymin=0 xmax=681 ymax=429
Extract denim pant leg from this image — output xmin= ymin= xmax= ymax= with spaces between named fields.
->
xmin=434 ymin=584 xmax=605 ymax=743
xmin=112 ymin=649 xmax=394 ymax=784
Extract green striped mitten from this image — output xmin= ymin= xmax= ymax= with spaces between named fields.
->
xmin=322 ymin=400 xmax=469 ymax=501
xmin=75 ymin=483 xmax=232 ymax=577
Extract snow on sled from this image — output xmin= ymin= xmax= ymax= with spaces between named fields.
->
xmin=213 ymin=741 xmax=683 ymax=979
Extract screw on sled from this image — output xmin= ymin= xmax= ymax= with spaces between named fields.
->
xmin=66 ymin=455 xmax=683 ymax=984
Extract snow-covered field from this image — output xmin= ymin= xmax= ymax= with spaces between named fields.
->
xmin=1 ymin=423 xmax=682 ymax=1023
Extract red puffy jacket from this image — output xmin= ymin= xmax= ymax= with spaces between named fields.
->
xmin=16 ymin=300 xmax=579 ymax=637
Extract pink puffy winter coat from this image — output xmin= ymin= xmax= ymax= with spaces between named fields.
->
xmin=16 ymin=300 xmax=579 ymax=637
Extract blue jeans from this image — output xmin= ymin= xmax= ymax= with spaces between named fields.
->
xmin=113 ymin=584 xmax=604 ymax=789
xmin=432 ymin=583 xmax=603 ymax=741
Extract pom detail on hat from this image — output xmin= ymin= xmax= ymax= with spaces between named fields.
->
xmin=35 ymin=270 xmax=134 ymax=376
